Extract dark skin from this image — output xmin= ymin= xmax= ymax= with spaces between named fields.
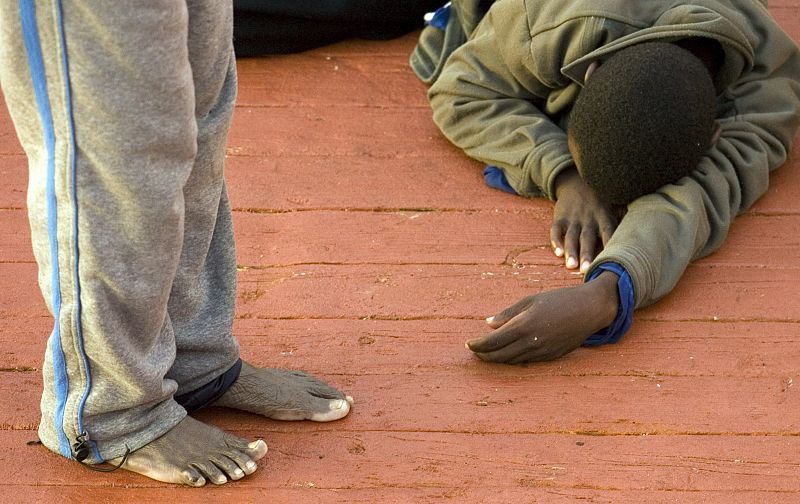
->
xmin=466 ymin=38 xmax=724 ymax=364
xmin=467 ymin=164 xmax=621 ymax=363
xmin=549 ymin=164 xmax=618 ymax=274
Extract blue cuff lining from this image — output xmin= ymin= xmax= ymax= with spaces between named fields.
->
xmin=425 ymin=2 xmax=451 ymax=30
xmin=484 ymin=166 xmax=518 ymax=195
xmin=174 ymin=359 xmax=242 ymax=413
xmin=583 ymin=263 xmax=634 ymax=345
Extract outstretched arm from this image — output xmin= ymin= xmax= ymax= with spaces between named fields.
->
xmin=587 ymin=8 xmax=800 ymax=309
xmin=467 ymin=271 xmax=619 ymax=363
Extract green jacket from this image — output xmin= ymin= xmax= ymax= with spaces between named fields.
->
xmin=418 ymin=0 xmax=800 ymax=308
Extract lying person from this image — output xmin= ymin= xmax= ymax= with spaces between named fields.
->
xmin=413 ymin=0 xmax=800 ymax=362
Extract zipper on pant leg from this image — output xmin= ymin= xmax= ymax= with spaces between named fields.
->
xmin=18 ymin=0 xmax=97 ymax=462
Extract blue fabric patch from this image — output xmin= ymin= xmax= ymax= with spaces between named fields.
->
xmin=426 ymin=2 xmax=451 ymax=31
xmin=483 ymin=166 xmax=518 ymax=195
xmin=175 ymin=359 xmax=243 ymax=413
xmin=584 ymin=262 xmax=635 ymax=345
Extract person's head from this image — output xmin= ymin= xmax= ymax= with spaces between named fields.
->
xmin=567 ymin=41 xmax=718 ymax=205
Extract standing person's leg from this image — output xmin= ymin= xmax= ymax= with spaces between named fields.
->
xmin=167 ymin=0 xmax=354 ymax=423
xmin=0 ymin=0 xmax=266 ymax=486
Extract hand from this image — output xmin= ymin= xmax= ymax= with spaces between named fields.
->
xmin=466 ymin=271 xmax=619 ymax=363
xmin=551 ymin=168 xmax=618 ymax=273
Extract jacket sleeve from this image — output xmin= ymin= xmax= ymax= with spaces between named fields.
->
xmin=427 ymin=0 xmax=576 ymax=200
xmin=588 ymin=11 xmax=800 ymax=308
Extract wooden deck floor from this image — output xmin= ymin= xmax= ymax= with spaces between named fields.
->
xmin=2 ymin=4 xmax=800 ymax=503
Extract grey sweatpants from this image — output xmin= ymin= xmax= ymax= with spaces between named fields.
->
xmin=0 ymin=1 xmax=240 ymax=462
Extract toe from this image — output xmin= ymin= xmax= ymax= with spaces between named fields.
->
xmin=191 ymin=461 xmax=228 ymax=485
xmin=310 ymin=397 xmax=352 ymax=422
xmin=181 ymin=468 xmax=207 ymax=487
xmin=211 ymin=454 xmax=246 ymax=481
xmin=224 ymin=449 xmax=259 ymax=476
xmin=223 ymin=432 xmax=268 ymax=461
xmin=245 ymin=439 xmax=268 ymax=460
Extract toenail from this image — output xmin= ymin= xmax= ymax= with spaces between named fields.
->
xmin=248 ymin=439 xmax=265 ymax=450
xmin=246 ymin=460 xmax=257 ymax=471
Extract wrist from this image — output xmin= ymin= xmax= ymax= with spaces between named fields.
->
xmin=590 ymin=270 xmax=620 ymax=327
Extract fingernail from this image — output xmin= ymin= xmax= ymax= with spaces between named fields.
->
xmin=248 ymin=440 xmax=265 ymax=450
xmin=566 ymin=257 xmax=578 ymax=269
xmin=246 ymin=460 xmax=258 ymax=471
xmin=465 ymin=342 xmax=472 ymax=350
xmin=234 ymin=468 xmax=244 ymax=477
xmin=580 ymin=260 xmax=591 ymax=273
xmin=330 ymin=399 xmax=346 ymax=410
xmin=554 ymin=247 xmax=563 ymax=257
xmin=485 ymin=316 xmax=494 ymax=324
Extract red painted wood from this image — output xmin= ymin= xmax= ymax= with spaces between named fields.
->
xmin=1 ymin=430 xmax=799 ymax=499
xmin=1 ymin=3 xmax=799 ymax=501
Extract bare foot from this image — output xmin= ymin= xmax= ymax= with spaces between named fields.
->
xmin=212 ymin=361 xmax=354 ymax=422
xmin=110 ymin=416 xmax=268 ymax=487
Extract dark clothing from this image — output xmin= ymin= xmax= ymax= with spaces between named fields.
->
xmin=234 ymin=0 xmax=443 ymax=56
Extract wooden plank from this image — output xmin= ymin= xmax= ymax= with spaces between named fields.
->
xmin=232 ymin=209 xmax=550 ymax=267
xmin=0 ymin=155 xmax=26 ymax=209
xmin=3 ymin=317 xmax=799 ymax=380
xmin=3 ymin=204 xmax=800 ymax=267
xmin=2 ymin=430 xmax=799 ymax=497
xmin=3 ymin=367 xmax=798 ymax=434
xmin=0 ymin=103 xmax=23 ymax=155
xmin=232 ymin=263 xmax=800 ymax=322
xmin=3 ymin=485 xmax=793 ymax=504
xmin=236 ymin=53 xmax=430 ymax=109
xmin=771 ymin=6 xmax=800 ymax=39
xmin=751 ymin=144 xmax=800 ymax=215
xmin=224 ymin=154 xmax=534 ymax=212
xmin=0 ymin=208 xmax=33 ymax=262
xmin=1 ymin=259 xmax=798 ymax=329
xmin=226 ymin=105 xmax=448 ymax=159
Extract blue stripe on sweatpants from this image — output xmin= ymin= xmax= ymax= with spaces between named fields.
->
xmin=18 ymin=0 xmax=95 ymax=459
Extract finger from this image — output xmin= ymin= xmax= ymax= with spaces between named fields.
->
xmin=550 ymin=220 xmax=566 ymax=257
xmin=508 ymin=345 xmax=569 ymax=364
xmin=469 ymin=313 xmax=533 ymax=354
xmin=564 ymin=223 xmax=581 ymax=269
xmin=579 ymin=226 xmax=597 ymax=273
xmin=600 ymin=221 xmax=616 ymax=245
xmin=483 ymin=295 xmax=535 ymax=330
xmin=474 ymin=329 xmax=541 ymax=363
xmin=599 ymin=219 xmax=617 ymax=248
